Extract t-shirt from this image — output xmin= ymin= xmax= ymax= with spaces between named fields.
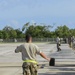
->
xmin=56 ymin=37 xmax=60 ymax=44
xmin=15 ymin=43 xmax=41 ymax=61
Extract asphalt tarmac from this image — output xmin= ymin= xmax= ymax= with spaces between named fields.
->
xmin=0 ymin=43 xmax=75 ymax=75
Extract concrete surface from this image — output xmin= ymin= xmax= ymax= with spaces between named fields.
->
xmin=0 ymin=43 xmax=75 ymax=75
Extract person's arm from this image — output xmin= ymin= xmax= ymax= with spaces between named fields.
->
xmin=40 ymin=52 xmax=50 ymax=62
xmin=15 ymin=45 xmax=22 ymax=53
xmin=35 ymin=44 xmax=50 ymax=61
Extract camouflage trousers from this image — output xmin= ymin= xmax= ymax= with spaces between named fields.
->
xmin=57 ymin=43 xmax=61 ymax=51
xmin=22 ymin=62 xmax=38 ymax=75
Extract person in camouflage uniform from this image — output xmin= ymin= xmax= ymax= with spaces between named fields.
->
xmin=56 ymin=37 xmax=61 ymax=51
xmin=15 ymin=34 xmax=50 ymax=75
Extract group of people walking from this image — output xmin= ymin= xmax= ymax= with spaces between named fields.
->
xmin=15 ymin=34 xmax=75 ymax=75
xmin=56 ymin=36 xmax=75 ymax=52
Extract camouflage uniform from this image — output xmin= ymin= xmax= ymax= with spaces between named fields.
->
xmin=15 ymin=43 xmax=41 ymax=75
xmin=22 ymin=62 xmax=38 ymax=75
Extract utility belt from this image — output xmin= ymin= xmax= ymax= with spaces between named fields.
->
xmin=23 ymin=60 xmax=38 ymax=64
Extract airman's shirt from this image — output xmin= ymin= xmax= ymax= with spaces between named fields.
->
xmin=15 ymin=43 xmax=41 ymax=61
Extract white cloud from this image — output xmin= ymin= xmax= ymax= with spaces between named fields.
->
xmin=30 ymin=20 xmax=36 ymax=24
xmin=6 ymin=20 xmax=20 ymax=29
xmin=11 ymin=20 xmax=18 ymax=25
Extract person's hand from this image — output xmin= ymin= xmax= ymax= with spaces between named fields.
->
xmin=46 ymin=58 xmax=50 ymax=62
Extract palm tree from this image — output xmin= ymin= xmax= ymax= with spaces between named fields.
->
xmin=22 ymin=22 xmax=30 ymax=32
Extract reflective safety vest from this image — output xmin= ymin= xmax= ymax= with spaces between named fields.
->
xmin=23 ymin=60 xmax=38 ymax=64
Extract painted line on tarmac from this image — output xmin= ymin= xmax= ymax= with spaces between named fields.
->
xmin=0 ymin=50 xmax=13 ymax=55
xmin=48 ymin=70 xmax=75 ymax=73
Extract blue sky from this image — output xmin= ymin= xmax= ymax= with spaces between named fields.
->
xmin=0 ymin=0 xmax=75 ymax=30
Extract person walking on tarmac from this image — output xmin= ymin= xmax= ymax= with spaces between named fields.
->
xmin=15 ymin=34 xmax=50 ymax=75
xmin=56 ymin=37 xmax=61 ymax=51
xmin=68 ymin=36 xmax=72 ymax=48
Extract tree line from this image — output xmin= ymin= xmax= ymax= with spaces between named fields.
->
xmin=0 ymin=23 xmax=75 ymax=39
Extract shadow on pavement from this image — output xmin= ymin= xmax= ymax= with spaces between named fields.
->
xmin=55 ymin=64 xmax=75 ymax=67
xmin=39 ymin=72 xmax=75 ymax=75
